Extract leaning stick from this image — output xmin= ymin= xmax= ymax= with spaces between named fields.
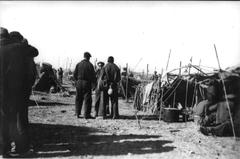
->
xmin=214 ymin=44 xmax=236 ymax=140
xmin=159 ymin=68 xmax=164 ymax=123
xmin=166 ymin=49 xmax=171 ymax=71
xmin=134 ymin=110 xmax=141 ymax=129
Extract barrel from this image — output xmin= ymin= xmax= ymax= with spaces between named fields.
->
xmin=163 ymin=108 xmax=180 ymax=122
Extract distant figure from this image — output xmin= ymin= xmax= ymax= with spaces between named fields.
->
xmin=151 ymin=71 xmax=158 ymax=81
xmin=35 ymin=62 xmax=57 ymax=93
xmin=0 ymin=28 xmax=38 ymax=157
xmin=94 ymin=61 xmax=106 ymax=118
xmin=73 ymin=52 xmax=96 ymax=119
xmin=58 ymin=67 xmax=63 ymax=84
xmin=103 ymin=56 xmax=121 ymax=119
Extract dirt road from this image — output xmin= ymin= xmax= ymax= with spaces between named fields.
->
xmin=28 ymin=91 xmax=240 ymax=159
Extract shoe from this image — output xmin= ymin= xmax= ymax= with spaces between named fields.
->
xmin=76 ymin=114 xmax=81 ymax=118
xmin=112 ymin=116 xmax=120 ymax=119
xmin=96 ymin=116 xmax=105 ymax=120
xmin=84 ymin=116 xmax=95 ymax=119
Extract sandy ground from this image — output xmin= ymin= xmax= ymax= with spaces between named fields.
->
xmin=27 ymin=84 xmax=240 ymax=159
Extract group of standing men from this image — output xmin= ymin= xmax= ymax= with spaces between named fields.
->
xmin=74 ymin=52 xmax=121 ymax=119
xmin=0 ymin=27 xmax=38 ymax=157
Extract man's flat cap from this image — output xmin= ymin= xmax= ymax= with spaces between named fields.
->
xmin=84 ymin=52 xmax=91 ymax=58
xmin=107 ymin=56 xmax=114 ymax=63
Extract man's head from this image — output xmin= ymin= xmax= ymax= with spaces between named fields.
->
xmin=9 ymin=31 xmax=24 ymax=43
xmin=97 ymin=61 xmax=105 ymax=68
xmin=84 ymin=52 xmax=91 ymax=60
xmin=107 ymin=56 xmax=114 ymax=63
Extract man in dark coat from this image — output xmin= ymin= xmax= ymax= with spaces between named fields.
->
xmin=9 ymin=31 xmax=38 ymax=155
xmin=74 ymin=52 xmax=96 ymax=119
xmin=0 ymin=27 xmax=12 ymax=157
xmin=104 ymin=56 xmax=121 ymax=119
xmin=0 ymin=28 xmax=38 ymax=157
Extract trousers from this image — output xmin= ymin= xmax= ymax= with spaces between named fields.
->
xmin=75 ymin=80 xmax=92 ymax=117
xmin=108 ymin=87 xmax=119 ymax=118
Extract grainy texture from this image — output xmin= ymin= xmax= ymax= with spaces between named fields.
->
xmin=28 ymin=83 xmax=240 ymax=159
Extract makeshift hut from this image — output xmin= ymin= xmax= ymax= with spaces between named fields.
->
xmin=133 ymin=64 xmax=219 ymax=121
xmin=196 ymin=68 xmax=240 ymax=137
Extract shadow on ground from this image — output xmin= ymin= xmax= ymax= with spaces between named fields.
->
xmin=119 ymin=115 xmax=160 ymax=121
xmin=29 ymin=123 xmax=175 ymax=158
xmin=28 ymin=100 xmax=72 ymax=107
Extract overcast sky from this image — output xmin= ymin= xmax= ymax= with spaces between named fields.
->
xmin=0 ymin=1 xmax=240 ymax=73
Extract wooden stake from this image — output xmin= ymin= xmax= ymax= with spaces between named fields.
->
xmin=126 ymin=63 xmax=129 ymax=102
xmin=166 ymin=49 xmax=171 ymax=71
xmin=179 ymin=61 xmax=182 ymax=76
xmin=146 ymin=64 xmax=149 ymax=79
xmin=133 ymin=58 xmax=143 ymax=71
xmin=184 ymin=58 xmax=192 ymax=122
xmin=214 ymin=44 xmax=236 ymax=140
xmin=159 ymin=68 xmax=164 ymax=123
xmin=173 ymin=91 xmax=176 ymax=108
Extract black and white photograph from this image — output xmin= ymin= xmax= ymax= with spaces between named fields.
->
xmin=0 ymin=1 xmax=240 ymax=158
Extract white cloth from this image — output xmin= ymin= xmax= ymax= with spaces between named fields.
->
xmin=143 ymin=82 xmax=154 ymax=104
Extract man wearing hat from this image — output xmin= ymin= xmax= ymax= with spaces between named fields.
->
xmin=9 ymin=31 xmax=38 ymax=155
xmin=103 ymin=56 xmax=121 ymax=119
xmin=94 ymin=61 xmax=107 ymax=118
xmin=0 ymin=28 xmax=38 ymax=156
xmin=74 ymin=52 xmax=96 ymax=119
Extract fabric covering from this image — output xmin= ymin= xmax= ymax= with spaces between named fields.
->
xmin=142 ymin=82 xmax=154 ymax=104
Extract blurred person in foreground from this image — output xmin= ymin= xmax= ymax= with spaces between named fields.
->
xmin=0 ymin=27 xmax=38 ymax=157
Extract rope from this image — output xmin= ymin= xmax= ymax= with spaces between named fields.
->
xmin=162 ymin=78 xmax=179 ymax=98
xmin=163 ymin=79 xmax=183 ymax=103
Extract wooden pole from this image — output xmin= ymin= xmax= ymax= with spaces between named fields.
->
xmin=133 ymin=58 xmax=143 ymax=71
xmin=189 ymin=57 xmax=192 ymax=74
xmin=159 ymin=68 xmax=164 ymax=123
xmin=146 ymin=64 xmax=149 ymax=79
xmin=173 ymin=91 xmax=176 ymax=108
xmin=69 ymin=59 xmax=72 ymax=71
xmin=184 ymin=58 xmax=192 ymax=122
xmin=94 ymin=58 xmax=97 ymax=71
xmin=166 ymin=49 xmax=171 ymax=71
xmin=179 ymin=61 xmax=182 ymax=76
xmin=214 ymin=44 xmax=236 ymax=140
xmin=126 ymin=63 xmax=129 ymax=102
